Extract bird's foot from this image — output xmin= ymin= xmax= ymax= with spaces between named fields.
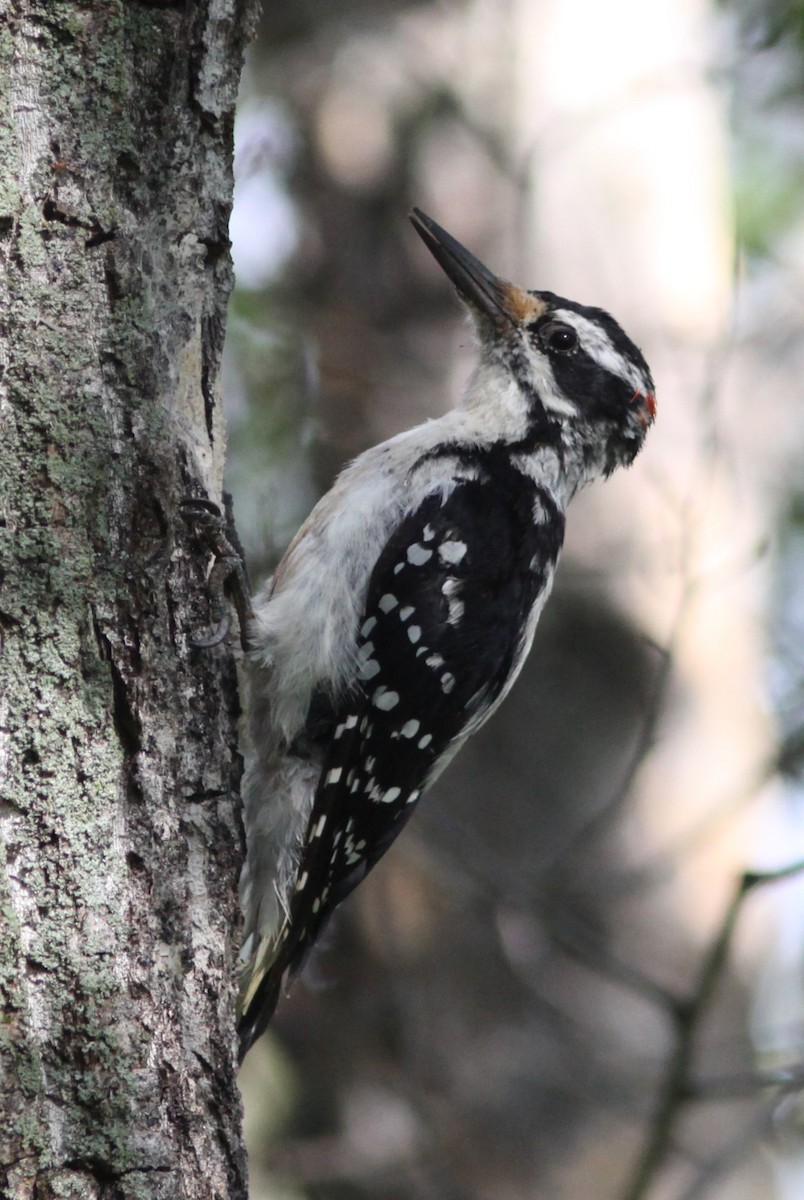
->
xmin=180 ymin=496 xmax=253 ymax=651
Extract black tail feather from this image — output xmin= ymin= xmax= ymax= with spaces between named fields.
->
xmin=237 ymin=969 xmax=283 ymax=1063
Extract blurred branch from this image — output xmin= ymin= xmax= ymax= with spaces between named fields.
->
xmin=270 ymin=1116 xmax=470 ymax=1199
xmin=673 ymin=1102 xmax=781 ymax=1200
xmin=685 ymin=1061 xmax=804 ymax=1099
xmin=614 ymin=717 xmax=804 ymax=897
xmin=541 ymin=558 xmax=695 ymax=894
xmin=538 ymin=895 xmax=679 ymax=1016
xmin=415 ymin=805 xmax=681 ymax=1021
xmin=611 ymin=755 xmax=776 ymax=897
xmin=619 ymin=859 xmax=804 ymax=1200
xmin=540 ymin=634 xmax=675 ymax=890
xmin=676 ymin=1073 xmax=804 ymax=1200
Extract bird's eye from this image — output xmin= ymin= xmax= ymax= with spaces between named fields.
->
xmin=541 ymin=322 xmax=578 ymax=353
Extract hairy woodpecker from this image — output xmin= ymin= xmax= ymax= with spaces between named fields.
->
xmin=237 ymin=209 xmax=655 ymax=1056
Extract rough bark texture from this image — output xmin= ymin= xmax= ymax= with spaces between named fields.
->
xmin=0 ymin=3 xmax=258 ymax=1197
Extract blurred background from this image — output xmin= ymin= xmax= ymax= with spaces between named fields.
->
xmin=223 ymin=1 xmax=804 ymax=1197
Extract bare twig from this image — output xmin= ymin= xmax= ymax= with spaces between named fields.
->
xmin=415 ymin=805 xmax=679 ymax=1017
xmin=619 ymin=859 xmax=804 ymax=1200
xmin=609 ymin=755 xmax=777 ymax=898
xmin=684 ymin=1061 xmax=804 ymax=1099
xmin=673 ymin=1097 xmax=788 ymax=1200
xmin=540 ymin=634 xmax=676 ymax=891
xmin=538 ymin=470 xmax=711 ymax=896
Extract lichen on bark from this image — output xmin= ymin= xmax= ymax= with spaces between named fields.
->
xmin=0 ymin=3 xmax=259 ymax=1197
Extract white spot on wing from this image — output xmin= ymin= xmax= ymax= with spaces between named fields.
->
xmin=379 ymin=593 xmax=398 ymax=612
xmin=407 ymin=625 xmax=422 ymax=643
xmin=381 ymin=787 xmax=402 ymax=804
xmin=400 ymin=719 xmax=420 ymax=738
xmin=326 ymin=767 xmax=342 ymax=785
xmin=399 ymin=605 xmax=415 ymax=621
xmin=373 ymin=687 xmax=400 ymax=711
xmin=442 ymin=578 xmax=464 ymax=625
xmin=448 ymin=598 xmax=464 ymax=625
xmin=418 ymin=734 xmax=432 ymax=749
xmin=407 ymin=543 xmax=432 ymax=565
xmin=361 ymin=616 xmax=377 ymax=637
xmin=439 ymin=540 xmax=467 ymax=565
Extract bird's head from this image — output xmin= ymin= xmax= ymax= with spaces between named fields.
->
xmin=410 ymin=208 xmax=655 ymax=476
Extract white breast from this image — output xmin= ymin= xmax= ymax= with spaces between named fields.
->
xmin=248 ymin=414 xmax=482 ymax=745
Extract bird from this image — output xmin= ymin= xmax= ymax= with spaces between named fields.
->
xmin=235 ymin=208 xmax=655 ymax=1057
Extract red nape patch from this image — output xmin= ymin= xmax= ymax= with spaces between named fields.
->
xmin=632 ymin=389 xmax=656 ymax=429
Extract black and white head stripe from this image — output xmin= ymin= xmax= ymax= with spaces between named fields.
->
xmin=503 ymin=292 xmax=655 ymax=436
xmin=550 ymin=308 xmax=651 ymax=394
xmin=529 ymin=292 xmax=652 ymax=376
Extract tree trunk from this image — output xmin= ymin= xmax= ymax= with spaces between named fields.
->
xmin=0 ymin=3 xmax=258 ymax=1197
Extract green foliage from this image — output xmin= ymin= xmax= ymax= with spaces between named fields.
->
xmin=225 ymin=291 xmax=320 ymax=575
xmin=733 ymin=142 xmax=804 ymax=256
xmin=719 ymin=0 xmax=804 ymax=51
xmin=720 ymin=0 xmax=804 ymax=256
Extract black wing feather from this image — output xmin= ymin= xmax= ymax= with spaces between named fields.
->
xmin=261 ymin=471 xmax=564 ymax=988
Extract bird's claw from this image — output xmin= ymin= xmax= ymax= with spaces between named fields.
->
xmin=180 ymin=496 xmax=253 ymax=651
xmin=187 ymin=613 xmax=231 ymax=649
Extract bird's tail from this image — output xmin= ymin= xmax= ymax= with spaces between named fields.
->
xmin=236 ymin=926 xmax=290 ymax=1061
xmin=237 ymin=747 xmax=320 ymax=1057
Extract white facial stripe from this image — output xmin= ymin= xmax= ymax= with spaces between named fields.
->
xmin=520 ymin=345 xmax=579 ymax=418
xmin=554 ymin=309 xmax=646 ymax=392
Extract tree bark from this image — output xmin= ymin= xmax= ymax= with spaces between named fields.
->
xmin=0 ymin=3 xmax=258 ymax=1197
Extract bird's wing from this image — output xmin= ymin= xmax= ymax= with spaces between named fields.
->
xmin=237 ymin=473 xmax=564 ymax=1050
xmin=285 ymin=475 xmax=562 ymax=950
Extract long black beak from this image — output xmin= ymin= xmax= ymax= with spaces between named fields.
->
xmin=410 ymin=208 xmax=533 ymax=327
